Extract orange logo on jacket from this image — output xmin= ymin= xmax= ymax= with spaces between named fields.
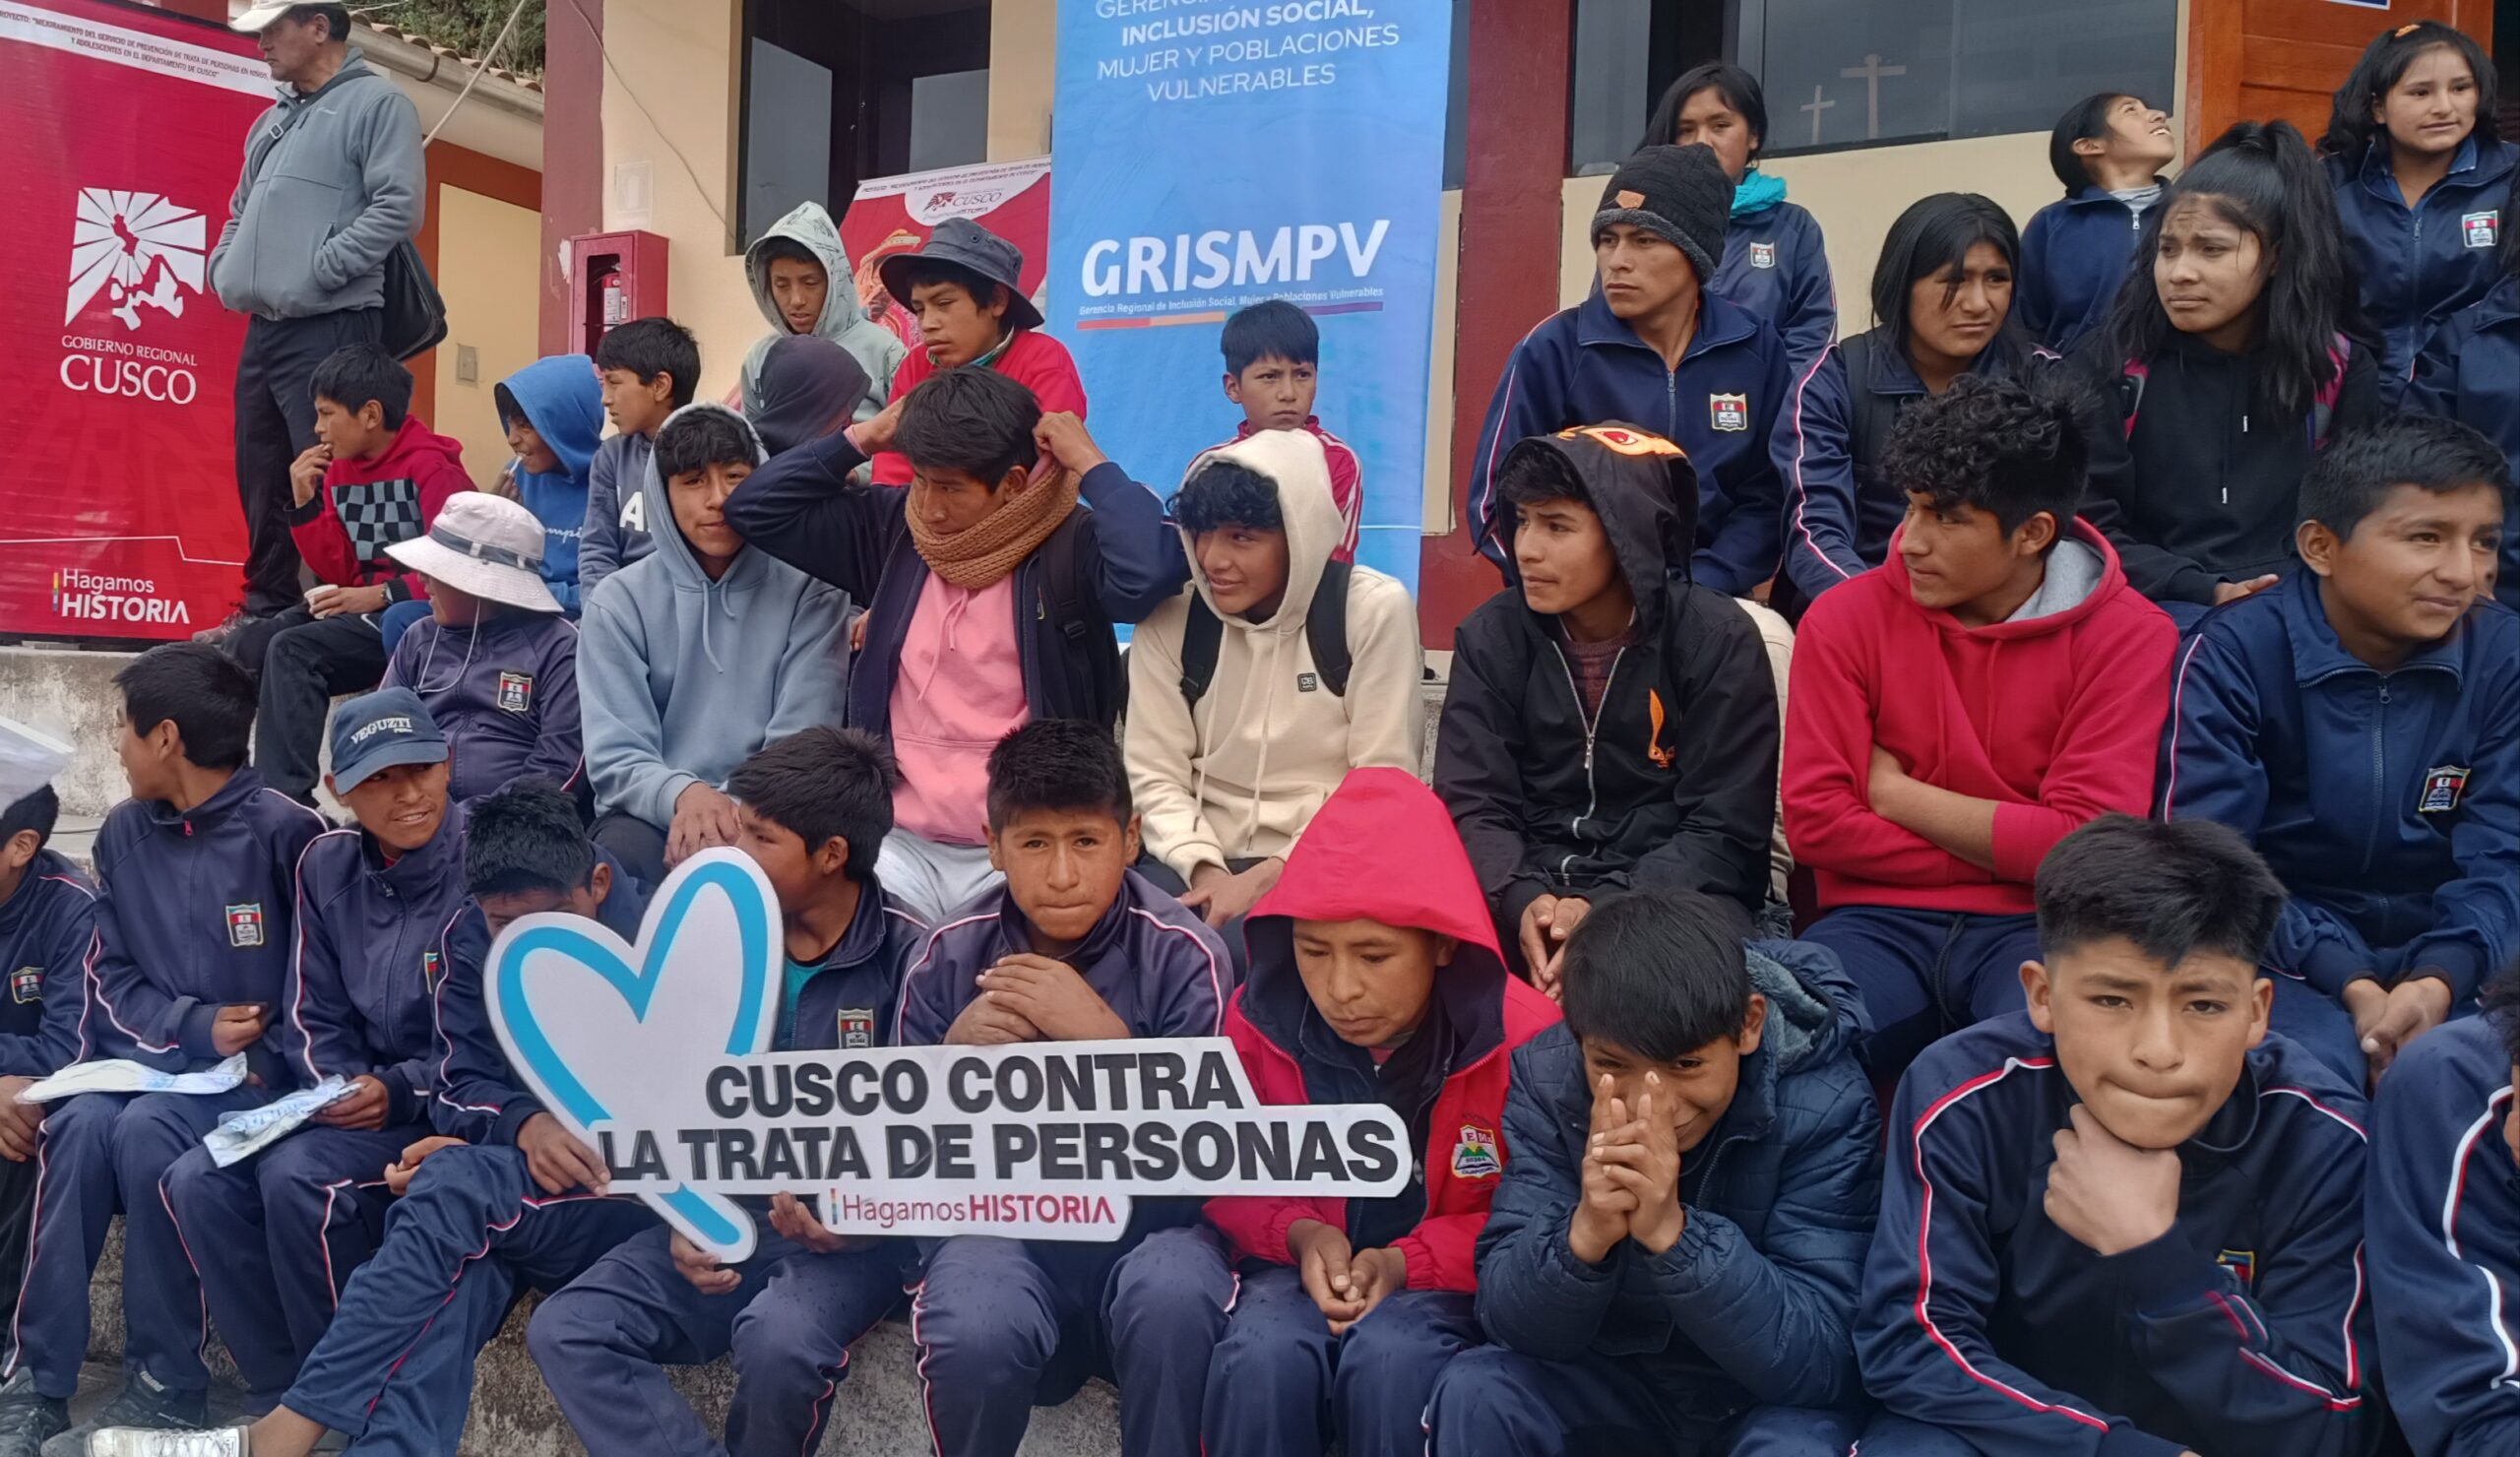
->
xmin=1647 ymin=689 xmax=1675 ymax=769
xmin=1558 ymin=424 xmax=1683 ymax=459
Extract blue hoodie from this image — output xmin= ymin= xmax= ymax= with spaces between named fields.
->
xmin=2019 ymin=186 xmax=2156 ymax=353
xmin=0 ymin=850 xmax=95 ymax=1078
xmin=279 ymin=804 xmax=471 ymax=1127
xmin=85 ymin=768 xmax=328 ymax=1073
xmin=495 ymin=355 xmax=605 ymax=616
xmin=1858 ymin=1015 xmax=2381 ymax=1457
xmin=1468 ymin=289 xmax=1791 ymax=597
xmin=2329 ymin=136 xmax=2517 ymax=404
xmin=1709 ymin=176 xmax=1836 ymax=380
xmin=2160 ymin=569 xmax=2520 ymax=1003
xmin=2403 ymin=272 xmax=2520 ymax=612
xmin=2366 ymin=1015 xmax=2520 ymax=1457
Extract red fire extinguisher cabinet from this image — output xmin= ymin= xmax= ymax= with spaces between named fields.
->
xmin=567 ymin=230 xmax=671 ymax=356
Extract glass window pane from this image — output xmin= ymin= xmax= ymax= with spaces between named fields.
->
xmin=1951 ymin=0 xmax=2175 ymax=140
xmin=1756 ymin=0 xmax=1951 ymax=153
xmin=1571 ymin=0 xmax=1655 ymax=176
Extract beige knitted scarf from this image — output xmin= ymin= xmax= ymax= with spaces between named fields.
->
xmin=909 ymin=467 xmax=1082 ymax=589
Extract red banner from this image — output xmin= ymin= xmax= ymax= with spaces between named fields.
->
xmin=841 ymin=157 xmax=1051 ymax=356
xmin=0 ymin=0 xmax=270 ymax=643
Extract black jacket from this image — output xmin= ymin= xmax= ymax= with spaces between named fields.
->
xmin=2081 ymin=334 xmax=2379 ymax=606
xmin=1435 ymin=425 xmax=1781 ymax=951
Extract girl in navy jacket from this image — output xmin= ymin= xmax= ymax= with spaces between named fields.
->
xmin=2403 ymin=172 xmax=2520 ymax=608
xmin=2019 ymin=93 xmax=2177 ymax=353
xmin=2082 ymin=120 xmax=2378 ymax=611
xmin=1776 ymin=192 xmax=2036 ymax=610
xmin=1640 ymin=64 xmax=1835 ymax=378
xmin=2323 ymin=21 xmax=2513 ymax=405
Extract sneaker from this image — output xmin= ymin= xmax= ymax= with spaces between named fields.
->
xmin=40 ymin=1373 xmax=206 ymax=1457
xmin=71 ymin=1433 xmax=244 ymax=1457
xmin=0 ymin=1370 xmax=68 ymax=1457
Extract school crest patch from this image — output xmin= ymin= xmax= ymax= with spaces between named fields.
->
xmin=422 ymin=950 xmax=443 ymax=989
xmin=2420 ymin=765 xmax=2473 ymax=814
xmin=10 ymin=967 xmax=40 ymax=1005
xmin=2216 ymin=1248 xmax=2257 ymax=1290
xmin=1452 ymin=1123 xmax=1500 ymax=1180
xmin=838 ymin=1009 xmax=875 ymax=1049
xmin=2465 ymin=211 xmax=2501 ymax=249
xmin=1709 ymin=393 xmax=1750 ymax=432
xmin=496 ymin=671 xmax=535 ymax=714
xmin=1748 ymin=240 xmax=1778 ymax=270
xmin=225 ymin=903 xmax=264 ymax=948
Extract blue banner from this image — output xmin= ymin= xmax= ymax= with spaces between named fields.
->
xmin=1047 ymin=0 xmax=1451 ymax=593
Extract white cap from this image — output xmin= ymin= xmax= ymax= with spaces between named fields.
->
xmin=0 ymin=717 xmax=73 ymax=810
xmin=383 ymin=492 xmax=565 ymax=614
xmin=229 ymin=3 xmax=301 ymax=33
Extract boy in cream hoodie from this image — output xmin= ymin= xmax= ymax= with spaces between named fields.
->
xmin=1124 ymin=430 xmax=1424 ymax=964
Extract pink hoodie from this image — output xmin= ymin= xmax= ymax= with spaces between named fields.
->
xmin=889 ymin=572 xmax=1028 ymax=844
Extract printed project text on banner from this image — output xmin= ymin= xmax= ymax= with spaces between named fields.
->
xmin=1046 ymin=0 xmax=1450 ymax=593
xmin=844 ymin=157 xmax=1051 ymax=358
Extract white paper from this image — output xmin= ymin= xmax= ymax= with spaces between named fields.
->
xmin=203 ymin=1077 xmax=355 ymax=1168
xmin=17 ymin=1054 xmax=248 ymax=1104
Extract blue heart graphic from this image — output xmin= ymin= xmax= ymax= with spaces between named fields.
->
xmin=487 ymin=849 xmax=781 ymax=1258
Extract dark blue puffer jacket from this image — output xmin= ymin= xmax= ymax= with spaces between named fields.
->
xmin=2404 ymin=271 xmax=2520 ymax=611
xmin=1472 ymin=940 xmax=1879 ymax=1430
xmin=2329 ymin=135 xmax=2517 ymax=404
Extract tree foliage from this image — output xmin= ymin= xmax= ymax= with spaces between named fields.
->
xmin=366 ymin=0 xmax=546 ymax=78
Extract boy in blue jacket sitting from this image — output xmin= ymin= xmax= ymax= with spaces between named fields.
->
xmin=1423 ymin=890 xmax=1879 ymax=1456
xmin=81 ymin=784 xmax=658 ymax=1457
xmin=1856 ymin=815 xmax=2384 ymax=1457
xmin=2162 ymin=414 xmax=2517 ymax=1087
xmin=893 ymin=720 xmax=1230 ymax=1457
xmin=529 ymin=727 xmax=931 ymax=1457
xmin=2368 ymin=963 xmax=2520 ymax=1457
xmin=0 ymin=725 xmax=95 ymax=1323
xmin=162 ymin=690 xmax=470 ymax=1406
xmin=0 ymin=645 xmax=325 ymax=1453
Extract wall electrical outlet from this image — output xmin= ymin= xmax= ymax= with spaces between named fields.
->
xmin=456 ymin=345 xmax=479 ymax=385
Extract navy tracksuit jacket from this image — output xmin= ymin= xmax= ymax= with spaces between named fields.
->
xmin=249 ymin=861 xmax=658 ymax=1453
xmin=0 ymin=849 xmax=96 ymax=1079
xmin=2403 ymin=270 xmax=2520 ymax=612
xmin=382 ymin=609 xmax=584 ymax=802
xmin=1710 ymin=199 xmax=1836 ymax=379
xmin=1857 ymin=1015 xmax=2383 ymax=1457
xmin=2330 ymin=136 xmax=2516 ymax=404
xmin=893 ymin=872 xmax=1229 ymax=1457
xmin=531 ymin=880 xmax=931 ymax=1457
xmin=2019 ymin=187 xmax=2154 ymax=354
xmin=1 ymin=770 xmax=323 ymax=1401
xmin=1467 ymin=289 xmax=1793 ymax=597
xmin=2366 ymin=1016 xmax=2520 ymax=1457
xmin=2161 ymin=571 xmax=2520 ymax=1005
xmin=164 ymin=807 xmax=474 ymax=1400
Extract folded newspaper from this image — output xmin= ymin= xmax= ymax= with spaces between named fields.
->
xmin=16 ymin=1054 xmax=249 ymax=1104
xmin=204 ymin=1078 xmax=356 ymax=1168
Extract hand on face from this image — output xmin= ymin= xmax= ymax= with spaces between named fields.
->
xmin=1592 ymin=1072 xmax=1685 ymax=1254
xmin=2045 ymin=1103 xmax=2181 ymax=1256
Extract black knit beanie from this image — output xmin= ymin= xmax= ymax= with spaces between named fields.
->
xmin=1594 ymin=144 xmax=1735 ymax=284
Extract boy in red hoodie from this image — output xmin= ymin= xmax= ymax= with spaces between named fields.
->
xmin=1783 ymin=374 xmax=2174 ymax=1078
xmin=221 ymin=343 xmax=470 ymax=804
xmin=1128 ymin=768 xmax=1558 ymax=1457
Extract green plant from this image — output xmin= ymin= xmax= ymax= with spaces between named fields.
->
xmin=366 ymin=0 xmax=546 ymax=77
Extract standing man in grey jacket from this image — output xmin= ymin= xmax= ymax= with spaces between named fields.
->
xmin=208 ymin=4 xmax=424 ymax=634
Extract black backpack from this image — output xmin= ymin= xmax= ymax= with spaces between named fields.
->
xmin=1178 ymin=560 xmax=1354 ymax=705
xmin=1838 ymin=332 xmax=1905 ymax=476
xmin=1030 ymin=510 xmax=1125 ymax=727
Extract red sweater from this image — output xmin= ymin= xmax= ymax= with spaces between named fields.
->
xmin=1782 ymin=521 xmax=2176 ymax=914
xmin=286 ymin=416 xmax=470 ymax=599
xmin=871 ymin=328 xmax=1088 ymax=486
xmin=1197 ymin=417 xmax=1363 ymax=564
xmin=1205 ymin=768 xmax=1560 ymax=1292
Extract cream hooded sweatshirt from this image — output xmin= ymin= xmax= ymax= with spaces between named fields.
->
xmin=1126 ymin=430 xmax=1424 ymax=882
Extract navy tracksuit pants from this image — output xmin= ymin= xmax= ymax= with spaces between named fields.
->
xmin=1424 ymin=1346 xmax=1866 ymax=1456
xmin=1 ymin=1087 xmax=271 ymax=1400
xmin=1206 ymin=1262 xmax=1480 ymax=1457
xmin=1801 ymin=907 xmax=2041 ymax=1078
xmin=275 ymin=1144 xmax=650 ymax=1457
xmin=909 ymin=1225 xmax=1231 ymax=1457
xmin=529 ymin=1224 xmax=908 ymax=1457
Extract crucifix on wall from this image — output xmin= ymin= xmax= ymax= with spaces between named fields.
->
xmin=1840 ymin=52 xmax=1907 ymax=139
xmin=1799 ymin=84 xmax=1835 ymax=145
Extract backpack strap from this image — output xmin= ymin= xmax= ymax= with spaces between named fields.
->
xmin=1839 ymin=333 xmax=1894 ymax=475
xmin=2310 ymin=333 xmax=2352 ymax=447
xmin=1038 ymin=510 xmax=1093 ymax=647
xmin=1179 ymin=594 xmax=1226 ymax=706
xmin=2118 ymin=356 xmax=2150 ymax=440
xmin=1178 ymin=560 xmax=1354 ymax=705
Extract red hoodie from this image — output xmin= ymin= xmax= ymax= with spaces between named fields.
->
xmin=871 ymin=328 xmax=1089 ymax=486
xmin=1205 ymin=768 xmax=1559 ymax=1292
xmin=286 ymin=415 xmax=471 ymax=598
xmin=1782 ymin=519 xmax=2176 ymax=914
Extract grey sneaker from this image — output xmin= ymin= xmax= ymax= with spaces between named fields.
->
xmin=74 ymin=1433 xmax=244 ymax=1457
xmin=0 ymin=1370 xmax=69 ymax=1457
xmin=40 ymin=1373 xmax=206 ymax=1457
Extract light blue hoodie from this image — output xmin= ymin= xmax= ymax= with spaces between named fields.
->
xmin=494 ymin=354 xmax=604 ymax=615
xmin=579 ymin=404 xmax=851 ymax=829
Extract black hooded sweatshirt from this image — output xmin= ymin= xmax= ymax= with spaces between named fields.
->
xmin=1434 ymin=424 xmax=1781 ymax=959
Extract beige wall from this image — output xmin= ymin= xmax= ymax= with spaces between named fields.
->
xmin=988 ymin=0 xmax=1056 ymax=161
xmin=435 ymin=185 xmax=547 ymax=482
xmin=599 ymin=0 xmax=759 ymax=404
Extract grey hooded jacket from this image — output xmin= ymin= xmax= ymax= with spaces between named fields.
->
xmin=739 ymin=202 xmax=905 ymax=425
xmin=210 ymin=49 xmax=424 ymax=321
xmin=579 ymin=404 xmax=852 ymax=829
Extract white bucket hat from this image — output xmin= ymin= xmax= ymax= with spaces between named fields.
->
xmin=385 ymin=492 xmax=564 ymax=614
xmin=229 ymin=3 xmax=302 ymax=32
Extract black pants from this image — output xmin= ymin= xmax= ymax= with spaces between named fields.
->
xmin=237 ymin=605 xmax=387 ymax=802
xmin=233 ymin=310 xmax=383 ymax=615
xmin=0 ymin=1146 xmax=33 ymax=1320
xmin=592 ymin=813 xmax=668 ymax=894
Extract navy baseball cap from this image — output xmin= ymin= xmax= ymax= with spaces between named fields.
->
xmin=329 ymin=688 xmax=447 ymax=793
